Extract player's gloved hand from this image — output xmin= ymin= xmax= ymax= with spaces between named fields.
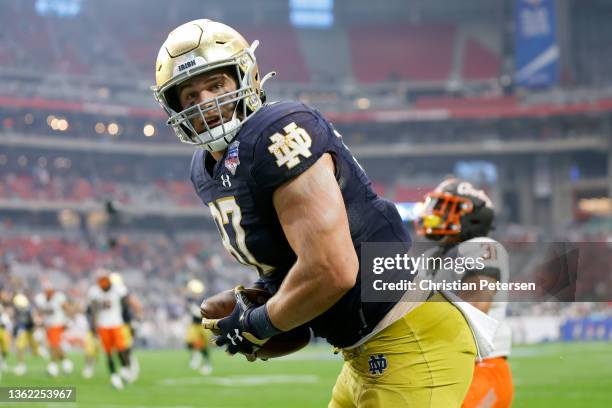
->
xmin=202 ymin=285 xmax=281 ymax=361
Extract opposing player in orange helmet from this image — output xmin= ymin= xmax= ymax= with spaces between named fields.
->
xmin=88 ymin=269 xmax=135 ymax=390
xmin=416 ymin=178 xmax=514 ymax=408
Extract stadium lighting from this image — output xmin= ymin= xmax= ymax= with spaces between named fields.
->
xmin=18 ymin=156 xmax=28 ymax=167
xmin=49 ymin=117 xmax=68 ymax=131
xmin=107 ymin=122 xmax=120 ymax=136
xmin=35 ymin=0 xmax=83 ymax=18
xmin=355 ymin=97 xmax=371 ymax=109
xmin=578 ymin=197 xmax=612 ymax=215
xmin=54 ymin=157 xmax=72 ymax=169
xmin=50 ymin=117 xmax=60 ymax=130
xmin=86 ymin=209 xmax=109 ymax=230
xmin=143 ymin=124 xmax=155 ymax=137
xmin=95 ymin=122 xmax=106 ymax=134
xmin=57 ymin=119 xmax=69 ymax=131
xmin=97 ymin=87 xmax=110 ymax=98
xmin=290 ymin=0 xmax=334 ymax=28
xmin=58 ymin=208 xmax=81 ymax=229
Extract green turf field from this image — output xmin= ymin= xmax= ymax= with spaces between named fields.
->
xmin=0 ymin=342 xmax=611 ymax=407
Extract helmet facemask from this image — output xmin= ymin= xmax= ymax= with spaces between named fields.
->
xmin=415 ymin=192 xmax=474 ymax=241
xmin=153 ymin=41 xmax=265 ymax=152
xmin=415 ymin=179 xmax=495 ymax=244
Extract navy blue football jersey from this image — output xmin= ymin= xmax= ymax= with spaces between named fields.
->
xmin=14 ymin=306 xmax=35 ymax=333
xmin=190 ymin=101 xmax=411 ymax=347
xmin=186 ymin=295 xmax=203 ymax=324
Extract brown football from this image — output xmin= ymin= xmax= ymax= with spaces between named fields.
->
xmin=200 ymin=287 xmax=310 ymax=360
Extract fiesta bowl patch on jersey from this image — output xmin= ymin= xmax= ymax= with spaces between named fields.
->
xmin=224 ymin=141 xmax=240 ymax=175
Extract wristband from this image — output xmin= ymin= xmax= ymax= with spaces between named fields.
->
xmin=247 ymin=304 xmax=282 ymax=339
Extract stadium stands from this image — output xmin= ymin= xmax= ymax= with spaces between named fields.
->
xmin=239 ymin=26 xmax=310 ymax=83
xmin=572 ymin=5 xmax=612 ymax=86
xmin=2 ymin=0 xmax=611 ymax=93
xmin=461 ymin=37 xmax=501 ymax=81
xmin=1 ymin=7 xmax=505 ymax=88
xmin=0 ymin=3 xmax=55 ymax=71
xmin=349 ymin=24 xmax=456 ymax=83
xmin=0 ymin=172 xmax=200 ymax=208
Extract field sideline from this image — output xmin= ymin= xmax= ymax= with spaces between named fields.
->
xmin=0 ymin=342 xmax=611 ymax=407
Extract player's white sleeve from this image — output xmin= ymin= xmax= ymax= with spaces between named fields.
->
xmin=34 ymin=293 xmax=46 ymax=307
xmin=116 ymin=284 xmax=128 ymax=298
xmin=86 ymin=286 xmax=96 ymax=301
xmin=459 ymin=237 xmax=511 ymax=357
xmin=56 ymin=292 xmax=67 ymax=304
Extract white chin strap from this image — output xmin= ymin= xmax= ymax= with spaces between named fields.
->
xmin=200 ymin=117 xmax=242 ymax=152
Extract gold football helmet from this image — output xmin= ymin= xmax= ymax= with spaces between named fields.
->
xmin=152 ymin=19 xmax=275 ymax=151
xmin=13 ymin=293 xmax=30 ymax=309
xmin=187 ymin=279 xmax=205 ymax=295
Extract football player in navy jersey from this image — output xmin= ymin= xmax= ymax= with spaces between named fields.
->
xmin=153 ymin=19 xmax=477 ymax=407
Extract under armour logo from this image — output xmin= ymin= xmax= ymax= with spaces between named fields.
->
xmin=267 ymin=122 xmax=312 ymax=169
xmin=221 ymin=174 xmax=232 ymax=188
xmin=368 ymin=354 xmax=388 ymax=375
xmin=227 ymin=329 xmax=243 ymax=346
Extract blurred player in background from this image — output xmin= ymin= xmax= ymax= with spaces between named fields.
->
xmin=88 ymin=270 xmax=138 ymax=389
xmin=80 ymin=300 xmax=100 ymax=379
xmin=35 ymin=285 xmax=73 ymax=377
xmin=154 ymin=20 xmax=484 ymax=406
xmin=0 ymin=290 xmax=11 ymax=378
xmin=110 ymin=271 xmax=141 ymax=378
xmin=12 ymin=293 xmax=40 ymax=376
xmin=416 ymin=178 xmax=514 ymax=408
xmin=185 ymin=279 xmax=212 ymax=375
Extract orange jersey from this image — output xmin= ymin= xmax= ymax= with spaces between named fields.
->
xmin=462 ymin=357 xmax=514 ymax=408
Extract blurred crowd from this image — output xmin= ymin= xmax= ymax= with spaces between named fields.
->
xmin=0 ymin=229 xmax=253 ymax=347
xmin=1 ymin=108 xmax=608 ymax=147
xmin=0 ymin=171 xmax=200 ymax=208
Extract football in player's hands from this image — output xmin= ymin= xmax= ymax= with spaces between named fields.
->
xmin=200 ymin=287 xmax=310 ymax=360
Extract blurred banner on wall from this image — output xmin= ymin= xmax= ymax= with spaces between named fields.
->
xmin=514 ymin=0 xmax=559 ymax=88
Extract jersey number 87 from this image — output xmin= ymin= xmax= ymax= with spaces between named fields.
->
xmin=208 ymin=197 xmax=274 ymax=275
